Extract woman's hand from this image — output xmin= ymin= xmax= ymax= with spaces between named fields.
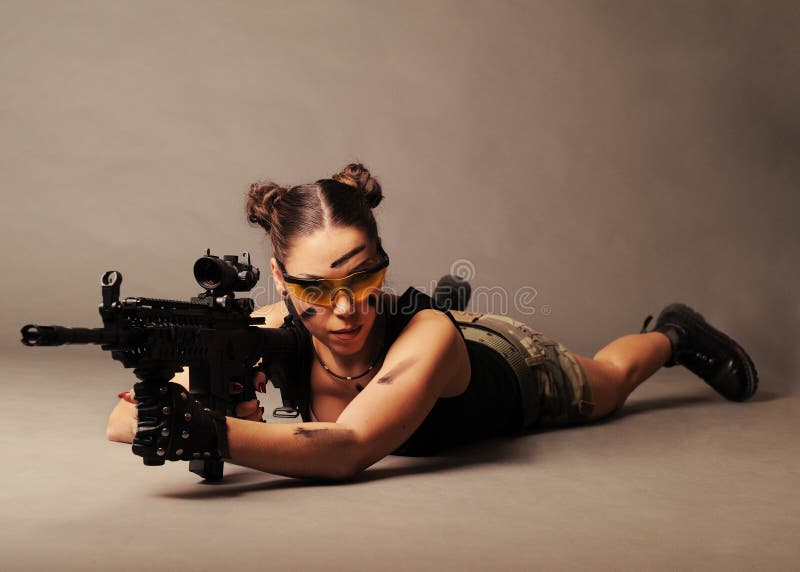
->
xmin=234 ymin=399 xmax=265 ymax=421
xmin=119 ymin=367 xmax=269 ymax=421
xmin=107 ymin=390 xmax=139 ymax=443
xmin=234 ymin=368 xmax=268 ymax=421
xmin=119 ymin=389 xmax=138 ymax=405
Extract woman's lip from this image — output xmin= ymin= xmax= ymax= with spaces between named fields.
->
xmin=332 ymin=325 xmax=361 ymax=334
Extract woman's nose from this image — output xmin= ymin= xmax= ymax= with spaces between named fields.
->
xmin=331 ymin=288 xmax=356 ymax=316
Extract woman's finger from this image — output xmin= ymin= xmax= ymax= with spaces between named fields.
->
xmin=243 ymin=408 xmax=264 ymax=422
xmin=235 ymin=398 xmax=259 ymax=418
xmin=254 ymin=371 xmax=267 ymax=393
xmin=119 ymin=389 xmax=138 ymax=405
xmin=235 ymin=399 xmax=265 ymax=421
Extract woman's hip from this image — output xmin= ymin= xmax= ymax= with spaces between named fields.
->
xmin=450 ymin=311 xmax=595 ymax=429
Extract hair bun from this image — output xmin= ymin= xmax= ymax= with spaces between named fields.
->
xmin=245 ymin=181 xmax=290 ymax=233
xmin=332 ymin=162 xmax=384 ymax=209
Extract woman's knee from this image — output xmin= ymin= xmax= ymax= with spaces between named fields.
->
xmin=573 ymin=354 xmax=628 ymax=419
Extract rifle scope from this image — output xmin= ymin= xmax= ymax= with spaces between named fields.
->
xmin=193 ymin=250 xmax=259 ymax=294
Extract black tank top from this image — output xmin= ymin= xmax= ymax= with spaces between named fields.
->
xmin=274 ymin=287 xmax=523 ymax=456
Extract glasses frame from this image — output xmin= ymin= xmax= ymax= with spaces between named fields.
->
xmin=276 ymin=243 xmax=390 ymax=301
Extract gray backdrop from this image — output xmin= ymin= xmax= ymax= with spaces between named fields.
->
xmin=2 ymin=3 xmax=799 ymax=571
xmin=2 ymin=0 xmax=798 ymax=392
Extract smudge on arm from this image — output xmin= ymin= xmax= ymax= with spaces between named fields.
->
xmin=375 ymin=357 xmax=417 ymax=385
xmin=294 ymin=426 xmax=329 ymax=439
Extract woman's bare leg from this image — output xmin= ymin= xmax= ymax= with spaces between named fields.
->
xmin=573 ymin=332 xmax=673 ymax=420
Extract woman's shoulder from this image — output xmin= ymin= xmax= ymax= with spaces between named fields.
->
xmin=378 ymin=286 xmax=464 ymax=347
xmin=251 ymin=300 xmax=289 ymax=328
xmin=375 ymin=286 xmax=434 ymax=322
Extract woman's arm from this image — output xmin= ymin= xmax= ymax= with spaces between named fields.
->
xmin=226 ymin=309 xmax=467 ymax=480
xmin=339 ymin=309 xmax=467 ymax=472
xmin=105 ymin=300 xmax=288 ymax=443
xmin=226 ymin=418 xmax=359 ymax=480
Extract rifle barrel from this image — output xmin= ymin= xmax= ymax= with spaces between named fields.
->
xmin=20 ymin=325 xmax=122 ymax=347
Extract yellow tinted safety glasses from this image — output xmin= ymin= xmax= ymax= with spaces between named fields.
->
xmin=277 ymin=244 xmax=389 ymax=307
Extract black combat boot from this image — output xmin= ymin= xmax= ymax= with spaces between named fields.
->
xmin=640 ymin=303 xmax=759 ymax=402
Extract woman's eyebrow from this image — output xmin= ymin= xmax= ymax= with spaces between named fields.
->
xmin=296 ymin=254 xmax=373 ymax=279
xmin=330 ymin=244 xmax=366 ymax=269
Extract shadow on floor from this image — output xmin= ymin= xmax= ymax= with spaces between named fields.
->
xmin=621 ymin=387 xmax=783 ymax=415
xmin=530 ymin=387 xmax=784 ymax=433
xmin=158 ymin=389 xmax=786 ymax=500
xmin=158 ymin=436 xmax=531 ymax=500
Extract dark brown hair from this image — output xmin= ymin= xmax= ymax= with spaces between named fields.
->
xmin=245 ymin=162 xmax=384 ymax=263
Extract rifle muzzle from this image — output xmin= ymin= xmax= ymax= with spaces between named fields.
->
xmin=20 ymin=325 xmax=119 ymax=347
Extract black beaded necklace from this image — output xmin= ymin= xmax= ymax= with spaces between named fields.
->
xmin=311 ymin=339 xmax=385 ymax=392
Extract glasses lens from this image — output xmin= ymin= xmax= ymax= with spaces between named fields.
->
xmin=285 ymin=267 xmax=387 ymax=307
xmin=347 ymin=268 xmax=387 ymax=302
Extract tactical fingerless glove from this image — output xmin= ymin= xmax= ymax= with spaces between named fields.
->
xmin=132 ymin=382 xmax=230 ymax=465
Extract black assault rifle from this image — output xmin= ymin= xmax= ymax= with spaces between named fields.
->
xmin=20 ymin=250 xmax=303 ymax=481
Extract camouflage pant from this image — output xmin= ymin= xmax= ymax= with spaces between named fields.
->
xmin=450 ymin=311 xmax=596 ymax=429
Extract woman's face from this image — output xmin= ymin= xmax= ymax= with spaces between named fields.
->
xmin=270 ymin=226 xmax=384 ymax=356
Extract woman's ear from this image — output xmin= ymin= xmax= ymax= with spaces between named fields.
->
xmin=269 ymin=257 xmax=286 ymax=298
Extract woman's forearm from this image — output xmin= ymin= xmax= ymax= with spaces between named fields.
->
xmin=107 ymin=398 xmax=360 ymax=480
xmin=226 ymin=417 xmax=360 ymax=481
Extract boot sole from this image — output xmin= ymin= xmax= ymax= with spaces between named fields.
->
xmin=657 ymin=303 xmax=759 ymax=401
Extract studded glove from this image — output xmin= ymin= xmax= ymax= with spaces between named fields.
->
xmin=132 ymin=381 xmax=230 ymax=465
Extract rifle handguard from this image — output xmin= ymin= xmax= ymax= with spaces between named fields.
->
xmin=132 ymin=382 xmax=231 ymax=464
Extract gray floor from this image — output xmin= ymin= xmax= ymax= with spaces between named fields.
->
xmin=1 ymin=348 xmax=797 ymax=572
